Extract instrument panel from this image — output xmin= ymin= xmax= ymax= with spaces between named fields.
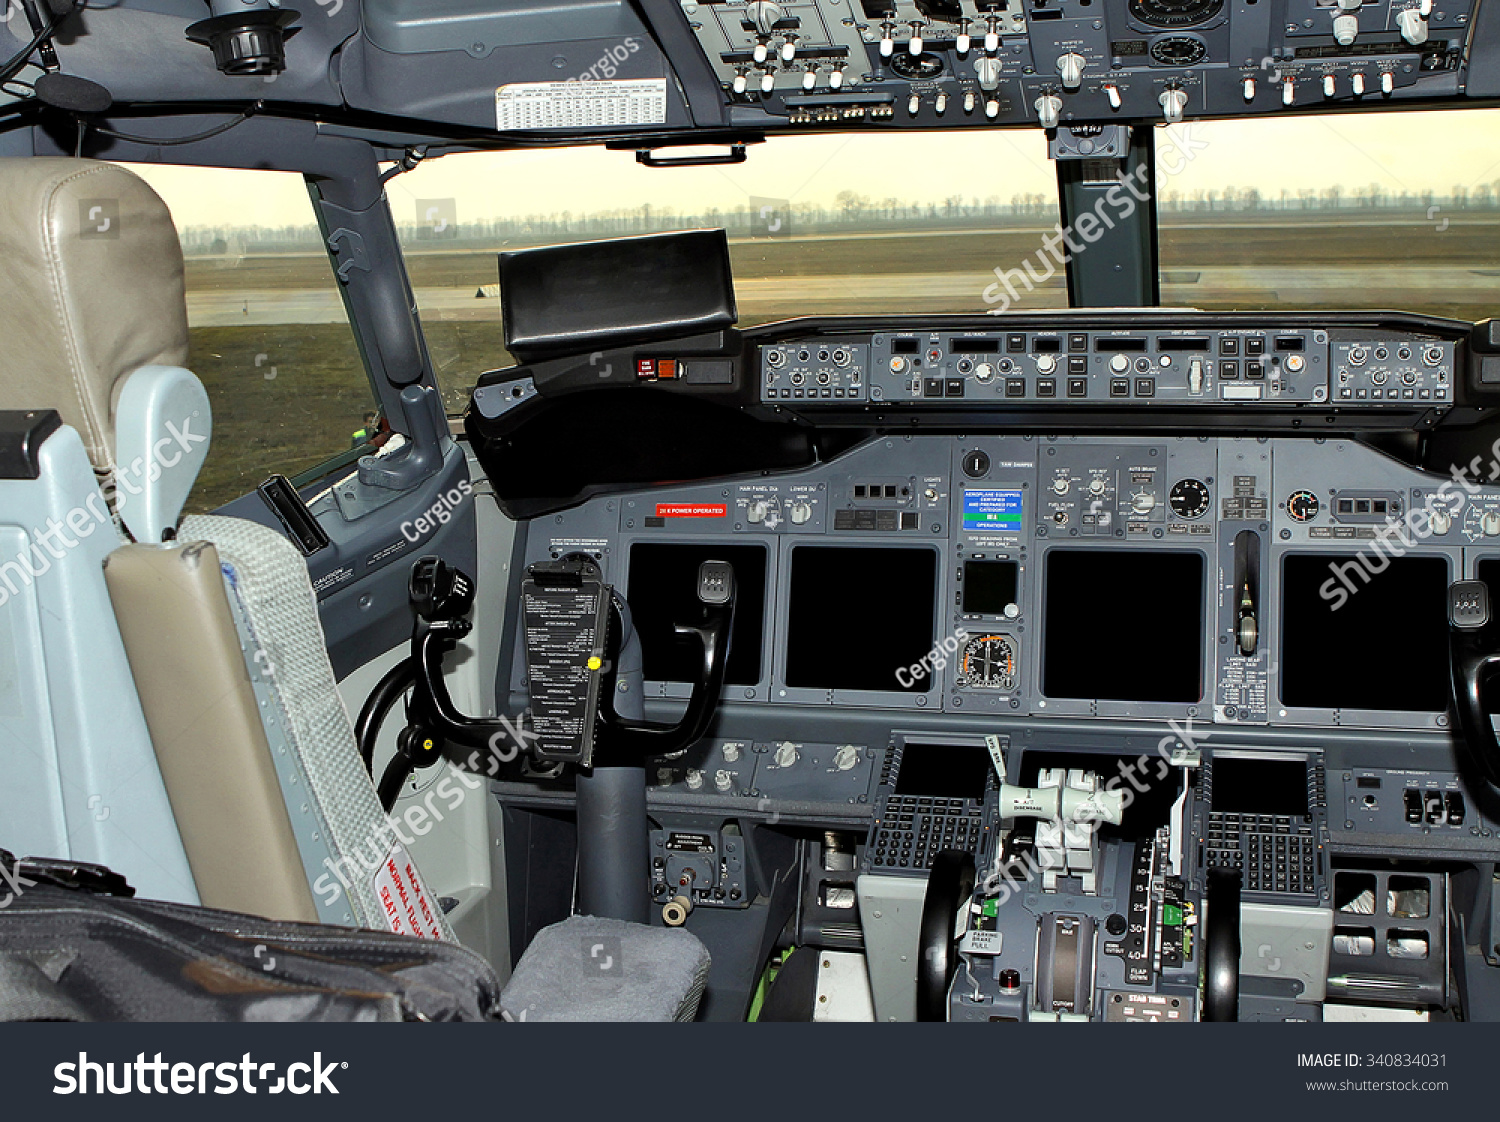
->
xmin=513 ymin=429 xmax=1494 ymax=734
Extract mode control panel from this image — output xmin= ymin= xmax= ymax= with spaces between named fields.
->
xmin=759 ymin=326 xmax=1458 ymax=409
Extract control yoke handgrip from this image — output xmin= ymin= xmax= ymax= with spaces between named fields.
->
xmin=1447 ymin=580 xmax=1500 ymax=791
xmin=917 ymin=849 xmax=976 ymax=1022
xmin=605 ymin=560 xmax=736 ymax=759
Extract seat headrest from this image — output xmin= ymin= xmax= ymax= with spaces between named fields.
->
xmin=0 ymin=158 xmax=189 ymax=475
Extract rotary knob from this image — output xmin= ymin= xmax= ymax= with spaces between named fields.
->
xmin=832 ymin=744 xmax=861 ymax=771
xmin=1398 ymin=6 xmax=1428 ymax=44
xmin=973 ymin=56 xmax=1002 ymax=92
xmin=1056 ymin=52 xmax=1085 ymax=91
xmin=723 ymin=742 xmax=742 ymax=762
xmin=1131 ymin=490 xmax=1157 ymax=514
xmin=715 ymin=769 xmax=736 ymax=793
xmin=1160 ymin=87 xmax=1188 ymax=124
xmin=974 ymin=362 xmax=995 ymax=383
xmin=1482 ymin=510 xmax=1500 ymax=537
xmin=1052 ymin=476 xmax=1071 ymax=495
xmin=790 ymin=499 xmax=812 ymax=524
xmin=1035 ymin=93 xmax=1062 ymax=130
xmin=747 ymin=499 xmax=769 ymax=523
xmin=1428 ymin=508 xmax=1452 ymax=535
xmin=1333 ymin=13 xmax=1358 ymax=44
xmin=686 ymin=768 xmax=704 ymax=790
xmin=773 ymin=741 xmax=800 ymax=768
xmin=1035 ymin=353 xmax=1058 ymax=374
xmin=1089 ymin=478 xmax=1107 ymax=496
xmin=746 ymin=0 xmax=783 ymax=35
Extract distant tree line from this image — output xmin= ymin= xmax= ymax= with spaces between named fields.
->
xmin=175 ymin=181 xmax=1500 ymax=255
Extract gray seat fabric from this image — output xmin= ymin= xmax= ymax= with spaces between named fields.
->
xmin=500 ymin=915 xmax=711 ymax=1022
xmin=180 ymin=513 xmax=456 ymax=942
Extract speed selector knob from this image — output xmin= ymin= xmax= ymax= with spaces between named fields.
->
xmin=973 ymin=56 xmax=1002 ymax=92
xmin=832 ymin=744 xmax=861 ymax=771
xmin=1035 ymin=93 xmax=1062 ymax=129
xmin=1398 ymin=6 xmax=1428 ymax=44
xmin=1056 ymin=52 xmax=1085 ymax=91
xmin=1482 ymin=510 xmax=1500 ymax=537
xmin=790 ymin=499 xmax=812 ymax=524
xmin=1159 ymin=87 xmax=1187 ymax=124
xmin=774 ymin=741 xmax=800 ymax=768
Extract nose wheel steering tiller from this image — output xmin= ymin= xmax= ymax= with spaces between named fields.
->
xmin=356 ymin=553 xmax=735 ymax=922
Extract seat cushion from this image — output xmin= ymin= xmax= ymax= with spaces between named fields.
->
xmin=501 ymin=915 xmax=711 ymax=1022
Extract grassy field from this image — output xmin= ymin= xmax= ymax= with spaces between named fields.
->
xmin=182 ymin=216 xmax=1500 ymax=511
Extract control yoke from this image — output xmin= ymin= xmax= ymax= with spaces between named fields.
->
xmin=1446 ymin=580 xmax=1500 ymax=791
xmin=356 ymin=554 xmax=736 ymax=811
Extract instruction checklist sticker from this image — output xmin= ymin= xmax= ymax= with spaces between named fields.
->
xmin=495 ymin=79 xmax=667 ymax=131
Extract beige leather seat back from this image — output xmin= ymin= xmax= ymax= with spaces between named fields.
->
xmin=0 ymin=158 xmax=313 ymax=920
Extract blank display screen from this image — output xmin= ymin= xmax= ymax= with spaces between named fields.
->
xmin=1042 ymin=550 xmax=1204 ymax=702
xmin=895 ymin=745 xmax=992 ymax=799
xmin=627 ymin=542 xmax=766 ymax=686
xmin=1211 ymin=756 xmax=1309 ymax=817
xmin=1279 ymin=554 xmax=1448 ymax=711
xmin=962 ymin=559 xmax=1019 ymax=614
xmin=785 ymin=546 xmax=937 ymax=693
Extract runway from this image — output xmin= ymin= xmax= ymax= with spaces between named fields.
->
xmin=184 ymin=265 xmax=1499 ymax=327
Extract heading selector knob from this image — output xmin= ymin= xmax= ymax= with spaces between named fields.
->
xmin=1159 ymin=87 xmax=1188 ymax=124
xmin=1057 ymin=52 xmax=1085 ymax=90
xmin=1035 ymin=353 xmax=1058 ymax=374
xmin=1035 ymin=92 xmax=1062 ymax=129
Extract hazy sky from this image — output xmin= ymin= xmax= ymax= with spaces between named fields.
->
xmin=124 ymin=107 xmax=1500 ymax=229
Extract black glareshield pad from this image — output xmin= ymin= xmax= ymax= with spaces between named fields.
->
xmin=499 ymin=229 xmax=738 ymax=361
xmin=521 ymin=563 xmax=611 ymax=766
